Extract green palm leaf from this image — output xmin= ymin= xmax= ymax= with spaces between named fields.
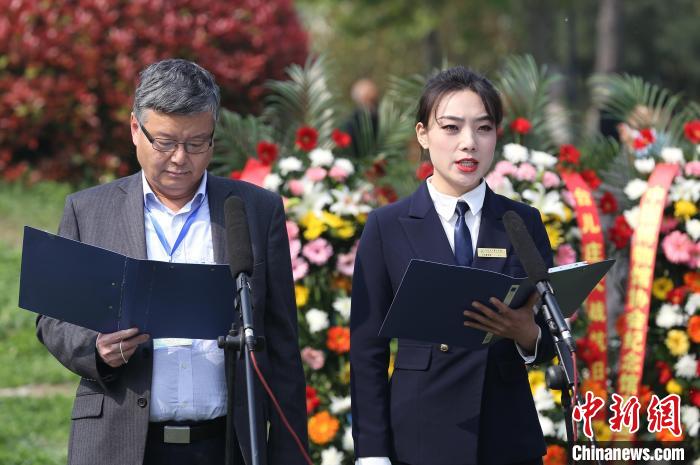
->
xmin=211 ymin=111 xmax=271 ymax=176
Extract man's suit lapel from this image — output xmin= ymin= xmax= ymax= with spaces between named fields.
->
xmin=472 ymin=186 xmax=511 ymax=273
xmin=398 ymin=182 xmax=457 ymax=265
xmin=116 ymin=173 xmax=147 ymax=259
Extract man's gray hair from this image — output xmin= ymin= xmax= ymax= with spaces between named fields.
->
xmin=133 ymin=58 xmax=221 ymax=123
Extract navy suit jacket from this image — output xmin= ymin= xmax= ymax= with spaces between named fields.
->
xmin=350 ymin=181 xmax=555 ymax=465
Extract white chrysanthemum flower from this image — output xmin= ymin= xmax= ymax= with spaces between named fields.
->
xmin=309 ymin=148 xmax=335 ymax=167
xmin=555 ymin=420 xmax=568 ymax=440
xmin=522 ymin=185 xmax=567 ymax=220
xmin=686 ymin=219 xmax=700 ymax=242
xmin=530 ymin=150 xmax=557 ymax=169
xmin=289 ymin=180 xmax=333 ymax=218
xmin=655 ymin=303 xmax=686 ymax=329
xmin=330 ymin=396 xmax=351 ymax=414
xmin=305 ymin=308 xmax=329 ymax=333
xmin=685 ymin=293 xmax=700 ymax=315
xmin=533 ymin=385 xmax=555 ymax=411
xmin=669 ymin=177 xmax=700 ymax=203
xmin=634 ymin=157 xmax=656 ymax=174
xmin=342 ymin=427 xmax=354 ymax=451
xmin=675 ymin=354 xmax=697 ymax=379
xmin=321 ymin=446 xmax=345 ymax=465
xmin=330 ymin=186 xmax=372 ymax=217
xmin=681 ymin=406 xmax=699 ymax=438
xmin=333 ymin=158 xmax=355 ymax=175
xmin=262 ymin=173 xmax=282 ymax=192
xmin=538 ymin=414 xmax=555 ymax=437
xmin=332 ymin=296 xmax=352 ymax=321
xmin=278 ymin=156 xmax=303 ymax=175
xmin=624 ymin=179 xmax=648 ymax=200
xmin=661 ymin=147 xmax=685 ymax=165
xmin=623 ymin=206 xmax=640 ymax=230
xmin=503 ymin=143 xmax=529 ymax=164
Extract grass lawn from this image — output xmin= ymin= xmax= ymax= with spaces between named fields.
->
xmin=0 ymin=181 xmax=76 ymax=464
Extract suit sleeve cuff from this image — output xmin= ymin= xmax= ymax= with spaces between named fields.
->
xmin=356 ymin=458 xmax=392 ymax=465
xmin=515 ymin=326 xmax=541 ymax=364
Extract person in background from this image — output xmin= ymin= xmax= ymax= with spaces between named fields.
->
xmin=345 ymin=78 xmax=380 ymax=157
xmin=350 ymin=66 xmax=555 ymax=465
xmin=36 ymin=58 xmax=308 ymax=465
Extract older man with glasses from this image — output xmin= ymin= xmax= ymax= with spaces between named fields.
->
xmin=36 ymin=59 xmax=308 ymax=465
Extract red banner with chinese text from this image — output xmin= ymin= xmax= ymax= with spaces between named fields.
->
xmin=613 ymin=163 xmax=679 ymax=441
xmin=561 ymin=172 xmax=609 ymax=405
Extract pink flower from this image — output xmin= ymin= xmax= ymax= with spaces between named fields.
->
xmin=555 ymin=244 xmax=577 ymax=266
xmin=301 ymin=347 xmax=326 ymax=370
xmin=660 ymin=217 xmax=680 ymax=234
xmin=305 ymin=166 xmax=328 ymax=182
xmin=542 ymin=171 xmax=561 ymax=188
xmin=336 ymin=241 xmax=359 ymax=276
xmin=292 ymin=257 xmax=309 ymax=281
xmin=329 ymin=165 xmax=350 ymax=182
xmin=661 ymin=231 xmax=694 ymax=264
xmin=494 ymin=160 xmax=517 ymax=176
xmin=690 ymin=242 xmax=700 ymax=269
xmin=561 ymin=189 xmax=576 ymax=207
xmin=286 ymin=220 xmax=299 ymax=240
xmin=515 ymin=162 xmax=537 ymax=181
xmin=302 ymin=238 xmax=334 ymax=266
xmin=288 ymin=179 xmax=305 ymax=197
xmin=485 ymin=172 xmax=505 ymax=190
xmin=685 ymin=161 xmax=700 ymax=177
xmin=289 ymin=239 xmax=301 ymax=260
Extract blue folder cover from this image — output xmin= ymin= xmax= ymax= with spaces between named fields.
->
xmin=378 ymin=258 xmax=614 ymax=350
xmin=18 ymin=226 xmax=237 ymax=339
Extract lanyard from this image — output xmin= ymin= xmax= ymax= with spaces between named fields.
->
xmin=146 ymin=194 xmax=206 ymax=261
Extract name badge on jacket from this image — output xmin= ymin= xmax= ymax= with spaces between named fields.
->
xmin=477 ymin=247 xmax=507 ymax=258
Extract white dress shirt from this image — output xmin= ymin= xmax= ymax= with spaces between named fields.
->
xmin=356 ymin=178 xmax=540 ymax=465
xmin=142 ymin=171 xmax=227 ymax=422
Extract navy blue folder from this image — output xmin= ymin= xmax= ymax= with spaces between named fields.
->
xmin=19 ymin=226 xmax=237 ymax=339
xmin=378 ymin=258 xmax=615 ymax=350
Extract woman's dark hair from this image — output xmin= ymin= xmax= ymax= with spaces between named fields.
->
xmin=416 ymin=66 xmax=503 ymax=127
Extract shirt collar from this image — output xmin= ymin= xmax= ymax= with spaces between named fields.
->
xmin=426 ymin=176 xmax=486 ymax=222
xmin=142 ymin=171 xmax=208 ymax=214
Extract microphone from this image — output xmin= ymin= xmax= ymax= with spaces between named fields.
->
xmin=224 ymin=196 xmax=256 ymax=350
xmin=502 ymin=210 xmax=576 ymax=353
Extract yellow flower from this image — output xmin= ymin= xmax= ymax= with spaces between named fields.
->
xmin=334 ymin=221 xmax=356 ymax=239
xmin=340 ymin=361 xmax=351 ymax=385
xmin=652 ymin=277 xmax=674 ymax=301
xmin=674 ymin=200 xmax=698 ymax=220
xmin=562 ymin=206 xmax=573 ymax=222
xmin=307 ymin=411 xmax=340 ymax=445
xmin=551 ymin=388 xmax=562 ymax=405
xmin=545 ymin=222 xmax=564 ymax=249
xmin=388 ymin=353 xmax=395 ymax=378
xmin=665 ymin=329 xmax=690 ymax=356
xmin=301 ymin=212 xmax=327 ymax=240
xmin=666 ymin=379 xmax=683 ymax=395
xmin=321 ymin=211 xmax=344 ymax=228
xmin=356 ymin=213 xmax=368 ymax=224
xmin=295 ymin=285 xmax=309 ymax=308
xmin=528 ymin=370 xmax=546 ymax=394
xmin=593 ymin=420 xmax=612 ymax=442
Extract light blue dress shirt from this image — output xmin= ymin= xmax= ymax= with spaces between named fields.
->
xmin=142 ymin=171 xmax=227 ymax=422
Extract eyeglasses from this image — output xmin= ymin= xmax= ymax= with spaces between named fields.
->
xmin=137 ymin=117 xmax=214 ymax=154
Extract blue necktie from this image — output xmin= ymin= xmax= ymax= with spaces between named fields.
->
xmin=454 ymin=201 xmax=473 ymax=267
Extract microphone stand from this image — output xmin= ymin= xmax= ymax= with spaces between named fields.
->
xmin=218 ymin=274 xmax=266 ymax=465
xmin=538 ymin=296 xmax=604 ymax=465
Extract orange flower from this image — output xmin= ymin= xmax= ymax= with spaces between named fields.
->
xmin=655 ymin=429 xmax=685 ymax=442
xmin=307 ymin=411 xmax=340 ymax=445
xmin=684 ymin=271 xmax=700 ymax=293
xmin=327 ymin=326 xmax=350 ymax=354
xmin=688 ymin=315 xmax=700 ymax=344
xmin=543 ymin=444 xmax=567 ymax=465
xmin=332 ymin=275 xmax=352 ymax=293
xmin=638 ymin=385 xmax=653 ymax=410
xmin=581 ymin=379 xmax=608 ymax=402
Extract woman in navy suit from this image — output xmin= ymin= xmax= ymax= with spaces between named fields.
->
xmin=350 ymin=67 xmax=555 ymax=465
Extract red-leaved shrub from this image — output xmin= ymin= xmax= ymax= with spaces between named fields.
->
xmin=0 ymin=0 xmax=307 ymax=182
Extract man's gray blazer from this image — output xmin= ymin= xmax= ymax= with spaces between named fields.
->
xmin=36 ymin=172 xmax=308 ymax=465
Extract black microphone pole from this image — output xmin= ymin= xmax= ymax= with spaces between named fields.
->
xmin=218 ymin=196 xmax=264 ymax=465
xmin=503 ymin=211 xmax=603 ymax=465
